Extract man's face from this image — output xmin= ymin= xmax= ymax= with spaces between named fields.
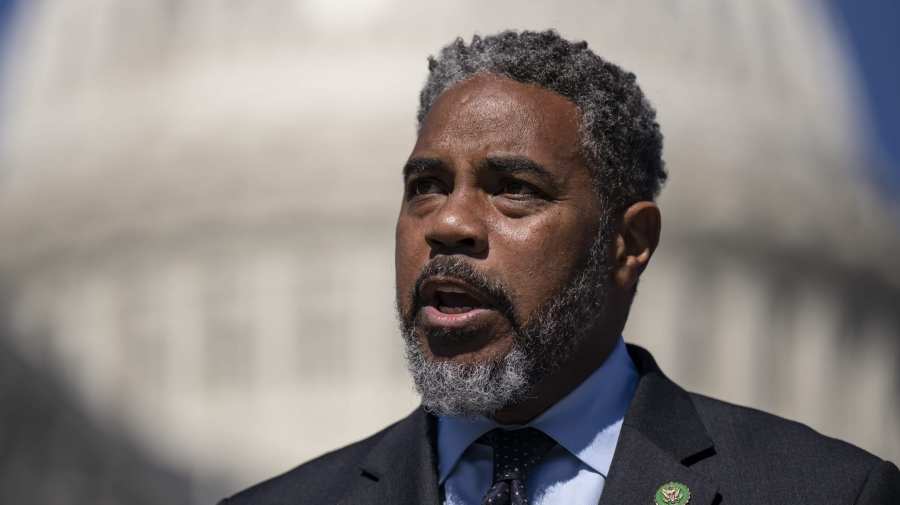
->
xmin=395 ymin=73 xmax=607 ymax=416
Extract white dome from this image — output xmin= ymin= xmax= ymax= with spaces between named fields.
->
xmin=1 ymin=0 xmax=896 ymax=279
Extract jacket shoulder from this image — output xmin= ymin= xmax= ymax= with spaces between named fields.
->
xmin=690 ymin=393 xmax=878 ymax=462
xmin=688 ymin=393 xmax=898 ymax=502
xmin=219 ymin=418 xmax=401 ymax=505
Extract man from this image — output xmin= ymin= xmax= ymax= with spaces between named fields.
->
xmin=221 ymin=30 xmax=899 ymax=505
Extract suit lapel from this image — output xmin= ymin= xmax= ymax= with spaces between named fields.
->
xmin=340 ymin=408 xmax=442 ymax=505
xmin=598 ymin=345 xmax=720 ymax=505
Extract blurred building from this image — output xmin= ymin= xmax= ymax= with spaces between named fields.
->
xmin=0 ymin=0 xmax=897 ymax=501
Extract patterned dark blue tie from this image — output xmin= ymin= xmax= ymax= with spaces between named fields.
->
xmin=480 ymin=428 xmax=557 ymax=505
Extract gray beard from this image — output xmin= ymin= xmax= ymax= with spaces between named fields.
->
xmin=398 ymin=222 xmax=613 ymax=418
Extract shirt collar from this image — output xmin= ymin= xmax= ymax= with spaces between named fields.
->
xmin=436 ymin=337 xmax=638 ymax=483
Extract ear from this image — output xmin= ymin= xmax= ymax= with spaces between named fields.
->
xmin=613 ymin=201 xmax=661 ymax=290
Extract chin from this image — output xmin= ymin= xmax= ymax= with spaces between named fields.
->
xmin=404 ymin=326 xmax=534 ymax=418
xmin=419 ymin=327 xmax=515 ymax=365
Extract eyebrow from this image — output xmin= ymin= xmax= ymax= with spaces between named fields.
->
xmin=402 ymin=155 xmax=562 ymax=190
xmin=402 ymin=157 xmax=445 ymax=180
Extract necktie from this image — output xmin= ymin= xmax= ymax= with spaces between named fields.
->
xmin=480 ymin=427 xmax=557 ymax=505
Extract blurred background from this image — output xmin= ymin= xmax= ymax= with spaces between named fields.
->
xmin=0 ymin=1 xmax=898 ymax=503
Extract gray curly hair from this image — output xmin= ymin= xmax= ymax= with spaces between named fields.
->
xmin=417 ymin=29 xmax=667 ymax=210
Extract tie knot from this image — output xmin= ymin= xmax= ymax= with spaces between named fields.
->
xmin=480 ymin=428 xmax=556 ymax=483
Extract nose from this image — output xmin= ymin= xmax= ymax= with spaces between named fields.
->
xmin=424 ymin=191 xmax=488 ymax=256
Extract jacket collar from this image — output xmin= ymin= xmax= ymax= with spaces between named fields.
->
xmin=343 ymin=408 xmax=442 ymax=505
xmin=345 ymin=344 xmax=718 ymax=505
xmin=598 ymin=344 xmax=720 ymax=505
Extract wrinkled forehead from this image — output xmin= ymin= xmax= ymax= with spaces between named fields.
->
xmin=414 ymin=73 xmax=583 ymax=161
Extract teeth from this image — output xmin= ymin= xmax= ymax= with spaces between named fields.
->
xmin=433 ymin=290 xmax=482 ymax=315
xmin=425 ymin=283 xmax=488 ymax=315
xmin=439 ymin=306 xmax=472 ymax=314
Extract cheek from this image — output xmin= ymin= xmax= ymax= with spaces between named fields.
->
xmin=491 ymin=210 xmax=595 ymax=303
xmin=395 ymin=217 xmax=426 ymax=307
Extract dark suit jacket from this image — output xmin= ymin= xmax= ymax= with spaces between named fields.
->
xmin=220 ymin=345 xmax=900 ymax=504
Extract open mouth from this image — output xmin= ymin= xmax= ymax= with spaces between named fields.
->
xmin=414 ymin=275 xmax=513 ymax=352
xmin=418 ymin=277 xmax=498 ymax=328
xmin=420 ymin=278 xmax=493 ymax=313
xmin=432 ymin=288 xmax=486 ymax=314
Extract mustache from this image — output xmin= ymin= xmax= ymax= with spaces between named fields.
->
xmin=410 ymin=256 xmax=519 ymax=327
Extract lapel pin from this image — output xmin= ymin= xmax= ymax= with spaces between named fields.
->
xmin=655 ymin=481 xmax=691 ymax=505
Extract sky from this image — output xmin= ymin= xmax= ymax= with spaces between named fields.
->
xmin=0 ymin=0 xmax=11 ymax=53
xmin=0 ymin=0 xmax=15 ymax=109
xmin=828 ymin=0 xmax=900 ymax=197
xmin=0 ymin=0 xmax=13 ymax=67
xmin=0 ymin=1 xmax=897 ymax=197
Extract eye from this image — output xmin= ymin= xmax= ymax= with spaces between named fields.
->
xmin=406 ymin=177 xmax=445 ymax=198
xmin=496 ymin=178 xmax=541 ymax=198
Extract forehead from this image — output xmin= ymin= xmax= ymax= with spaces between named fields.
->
xmin=414 ymin=73 xmax=583 ymax=162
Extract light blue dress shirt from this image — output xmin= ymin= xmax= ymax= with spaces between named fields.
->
xmin=437 ymin=337 xmax=638 ymax=505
